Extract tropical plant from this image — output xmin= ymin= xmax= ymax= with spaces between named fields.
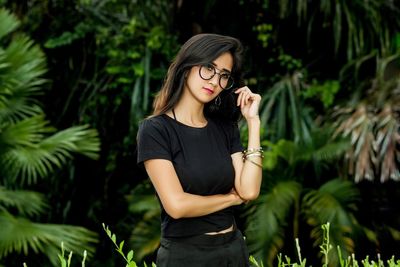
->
xmin=244 ymin=72 xmax=361 ymax=264
xmin=0 ymin=8 xmax=100 ymax=266
xmin=24 ymin=222 xmax=400 ymax=267
xmin=276 ymin=0 xmax=400 ymax=60
xmin=0 ymin=2 xmax=180 ymax=265
xmin=258 ymin=71 xmax=314 ymax=145
xmin=243 ymin=135 xmax=364 ymax=267
xmin=332 ymin=53 xmax=400 ymax=183
xmin=126 ymin=181 xmax=160 ymax=262
xmin=43 ymin=0 xmax=178 ymax=132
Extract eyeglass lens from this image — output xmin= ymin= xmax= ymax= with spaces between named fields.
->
xmin=199 ymin=64 xmax=234 ymax=89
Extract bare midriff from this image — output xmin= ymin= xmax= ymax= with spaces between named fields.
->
xmin=204 ymin=224 xmax=234 ymax=235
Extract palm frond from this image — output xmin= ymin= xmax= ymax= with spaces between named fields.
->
xmin=1 ymin=123 xmax=100 ymax=185
xmin=375 ymin=105 xmax=400 ymax=182
xmin=0 ymin=9 xmax=20 ymax=40
xmin=259 ymin=72 xmax=313 ymax=144
xmin=278 ymin=0 xmax=400 ymax=59
xmin=130 ymin=47 xmax=152 ymax=132
xmin=332 ymin=52 xmax=400 ymax=183
xmin=302 ymin=179 xmax=359 ymax=226
xmin=302 ymin=178 xmax=361 ymax=264
xmin=0 ymin=187 xmax=48 ymax=217
xmin=129 ymin=212 xmax=160 ymax=262
xmin=0 ymin=115 xmax=55 ymax=147
xmin=41 ymin=124 xmax=100 ymax=160
xmin=0 ymin=211 xmax=98 ymax=266
xmin=267 ymin=128 xmax=349 ymax=167
xmin=127 ymin=180 xmax=160 ymax=261
xmin=332 ymin=104 xmax=376 ymax=182
xmin=244 ymin=181 xmax=302 ymax=266
xmin=311 ymin=139 xmax=350 ymax=162
xmin=0 ymin=9 xmax=47 ymax=123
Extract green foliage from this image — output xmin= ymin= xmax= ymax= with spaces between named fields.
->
xmin=1 ymin=0 xmax=399 ymax=265
xmin=244 ymin=180 xmax=302 ymax=265
xmin=261 ymin=129 xmax=350 ymax=170
xmin=244 ymin=127 xmax=361 ymax=266
xmin=127 ymin=181 xmax=160 ymax=262
xmin=20 ymin=222 xmax=400 ymax=267
xmin=0 ymin=211 xmax=98 ymax=266
xmin=1 ymin=117 xmax=100 ymax=185
xmin=277 ymin=0 xmax=400 ymax=59
xmin=24 ymin=242 xmax=88 ymax=267
xmin=249 ymin=222 xmax=400 ymax=267
xmin=0 ymin=187 xmax=47 ymax=216
xmin=394 ymin=33 xmax=400 ymax=50
xmin=103 ymin=223 xmax=138 ymax=267
xmin=266 ymin=49 xmax=303 ymax=77
xmin=0 ymin=7 xmax=19 ymax=39
xmin=258 ymin=72 xmax=312 ymax=144
xmin=0 ymin=8 xmax=100 ymax=266
xmin=332 ymin=53 xmax=400 ymax=182
xmin=74 ymin=0 xmax=178 ymax=132
xmin=44 ymin=22 xmax=92 ymax=48
xmin=103 ymin=223 xmax=156 ymax=267
xmin=254 ymin=23 xmax=273 ymax=48
xmin=320 ymin=223 xmax=333 ymax=267
xmin=302 ymin=80 xmax=340 ymax=108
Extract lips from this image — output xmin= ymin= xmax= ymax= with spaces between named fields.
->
xmin=203 ymin=87 xmax=214 ymax=95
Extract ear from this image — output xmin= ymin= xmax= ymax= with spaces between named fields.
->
xmin=183 ymin=69 xmax=189 ymax=79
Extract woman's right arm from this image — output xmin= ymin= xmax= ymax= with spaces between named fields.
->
xmin=144 ymin=159 xmax=243 ymax=219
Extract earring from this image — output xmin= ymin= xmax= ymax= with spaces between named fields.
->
xmin=214 ymin=95 xmax=221 ymax=106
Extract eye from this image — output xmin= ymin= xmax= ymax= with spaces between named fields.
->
xmin=205 ymin=64 xmax=214 ymax=71
xmin=220 ymin=73 xmax=231 ymax=80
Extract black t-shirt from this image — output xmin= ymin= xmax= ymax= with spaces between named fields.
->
xmin=136 ymin=114 xmax=243 ymax=237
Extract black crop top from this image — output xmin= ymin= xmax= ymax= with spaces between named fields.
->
xmin=136 ymin=114 xmax=243 ymax=237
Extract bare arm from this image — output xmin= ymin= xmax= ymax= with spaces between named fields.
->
xmin=233 ymin=86 xmax=263 ymax=201
xmin=144 ymin=159 xmax=244 ymax=219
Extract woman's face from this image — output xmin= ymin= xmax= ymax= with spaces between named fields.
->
xmin=184 ymin=52 xmax=233 ymax=104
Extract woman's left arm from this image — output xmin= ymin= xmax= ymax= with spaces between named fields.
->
xmin=232 ymin=86 xmax=263 ymax=201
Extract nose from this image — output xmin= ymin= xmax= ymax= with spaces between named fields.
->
xmin=208 ymin=73 xmax=219 ymax=86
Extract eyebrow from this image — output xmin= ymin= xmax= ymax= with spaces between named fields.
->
xmin=211 ymin=62 xmax=231 ymax=73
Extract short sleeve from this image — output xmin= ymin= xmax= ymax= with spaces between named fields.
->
xmin=230 ymin=123 xmax=243 ymax=154
xmin=136 ymin=118 xmax=172 ymax=164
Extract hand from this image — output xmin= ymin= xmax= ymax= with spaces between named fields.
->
xmin=235 ymin=86 xmax=261 ymax=121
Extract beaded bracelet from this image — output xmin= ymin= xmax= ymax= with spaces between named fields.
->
xmin=243 ymin=147 xmax=264 ymax=155
xmin=242 ymin=153 xmax=263 ymax=160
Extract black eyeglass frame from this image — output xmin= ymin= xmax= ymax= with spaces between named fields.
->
xmin=198 ymin=64 xmax=234 ymax=90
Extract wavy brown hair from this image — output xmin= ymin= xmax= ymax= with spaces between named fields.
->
xmin=152 ymin=33 xmax=244 ymax=121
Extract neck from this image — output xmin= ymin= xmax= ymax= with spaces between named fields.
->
xmin=172 ymin=93 xmax=207 ymax=126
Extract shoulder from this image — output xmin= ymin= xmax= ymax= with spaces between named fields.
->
xmin=138 ymin=115 xmax=168 ymax=131
xmin=137 ymin=115 xmax=171 ymax=138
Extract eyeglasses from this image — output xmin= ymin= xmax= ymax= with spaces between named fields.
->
xmin=199 ymin=64 xmax=234 ymax=90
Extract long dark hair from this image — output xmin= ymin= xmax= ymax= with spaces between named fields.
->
xmin=152 ymin=33 xmax=244 ymax=122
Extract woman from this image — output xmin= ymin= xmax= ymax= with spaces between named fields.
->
xmin=136 ymin=33 xmax=262 ymax=267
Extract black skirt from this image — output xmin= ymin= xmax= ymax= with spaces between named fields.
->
xmin=156 ymin=229 xmax=250 ymax=267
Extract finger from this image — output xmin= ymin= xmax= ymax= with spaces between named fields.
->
xmin=235 ymin=86 xmax=252 ymax=94
xmin=241 ymin=92 xmax=247 ymax=108
xmin=251 ymin=93 xmax=261 ymax=103
xmin=242 ymin=93 xmax=248 ymax=107
xmin=236 ymin=91 xmax=242 ymax=106
xmin=246 ymin=93 xmax=254 ymax=105
xmin=238 ymin=91 xmax=248 ymax=107
xmin=243 ymin=92 xmax=251 ymax=106
xmin=234 ymin=87 xmax=245 ymax=94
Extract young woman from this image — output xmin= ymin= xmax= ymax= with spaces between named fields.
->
xmin=136 ymin=33 xmax=262 ymax=267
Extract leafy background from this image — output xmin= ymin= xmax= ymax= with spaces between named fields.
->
xmin=0 ymin=0 xmax=399 ymax=266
